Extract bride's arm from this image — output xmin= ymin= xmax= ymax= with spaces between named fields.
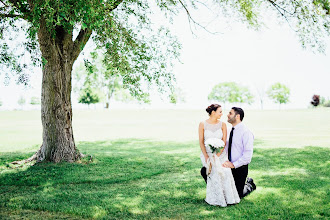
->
xmin=199 ymin=122 xmax=208 ymax=163
xmin=222 ymin=122 xmax=227 ymax=146
xmin=218 ymin=122 xmax=227 ymax=156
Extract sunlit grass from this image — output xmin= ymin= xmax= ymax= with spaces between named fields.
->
xmin=0 ymin=109 xmax=329 ymax=218
xmin=0 ymin=139 xmax=329 ymax=219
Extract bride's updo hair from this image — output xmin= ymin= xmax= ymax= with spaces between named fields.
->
xmin=206 ymin=104 xmax=221 ymax=115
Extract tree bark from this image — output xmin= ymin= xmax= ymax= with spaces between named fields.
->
xmin=38 ymin=57 xmax=78 ymax=162
xmin=31 ymin=19 xmax=91 ymax=163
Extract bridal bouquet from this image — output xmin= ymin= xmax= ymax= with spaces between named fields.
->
xmin=205 ymin=138 xmax=225 ymax=154
xmin=205 ymin=138 xmax=225 ymax=175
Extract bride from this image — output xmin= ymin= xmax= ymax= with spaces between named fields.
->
xmin=199 ymin=104 xmax=240 ymax=206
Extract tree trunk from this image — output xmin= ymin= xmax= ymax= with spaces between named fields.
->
xmin=105 ymin=92 xmax=110 ymax=109
xmin=37 ymin=55 xmax=78 ymax=162
xmin=105 ymin=88 xmax=114 ymax=109
xmin=31 ymin=19 xmax=91 ymax=163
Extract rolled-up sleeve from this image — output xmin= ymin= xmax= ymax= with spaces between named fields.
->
xmin=233 ymin=131 xmax=254 ymax=168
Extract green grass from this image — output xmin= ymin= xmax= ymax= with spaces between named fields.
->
xmin=0 ymin=140 xmax=329 ymax=219
xmin=0 ymin=109 xmax=329 ymax=219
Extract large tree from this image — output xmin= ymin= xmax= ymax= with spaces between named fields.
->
xmin=1 ymin=0 xmax=329 ymax=163
xmin=1 ymin=0 xmax=181 ymax=163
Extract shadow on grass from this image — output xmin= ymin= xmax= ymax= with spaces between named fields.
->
xmin=0 ymin=139 xmax=329 ymax=219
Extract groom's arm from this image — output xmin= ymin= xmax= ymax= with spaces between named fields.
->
xmin=232 ymin=131 xmax=254 ymax=168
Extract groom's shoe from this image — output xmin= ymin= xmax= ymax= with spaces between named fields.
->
xmin=247 ymin=177 xmax=256 ymax=190
xmin=242 ymin=178 xmax=256 ymax=198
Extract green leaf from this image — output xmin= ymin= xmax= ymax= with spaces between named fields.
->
xmin=81 ymin=23 xmax=88 ymax=29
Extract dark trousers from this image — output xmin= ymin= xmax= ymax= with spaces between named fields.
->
xmin=231 ymin=165 xmax=248 ymax=198
xmin=200 ymin=167 xmax=207 ymax=183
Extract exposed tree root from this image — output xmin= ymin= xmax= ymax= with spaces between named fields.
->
xmin=10 ymin=151 xmax=38 ymax=165
xmin=79 ymin=153 xmax=93 ymax=163
xmin=10 ymin=150 xmax=92 ymax=166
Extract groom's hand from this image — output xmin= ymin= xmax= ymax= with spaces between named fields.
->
xmin=222 ymin=161 xmax=234 ymax=168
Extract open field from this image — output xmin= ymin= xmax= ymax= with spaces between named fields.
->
xmin=0 ymin=108 xmax=329 ymax=219
xmin=1 ymin=108 xmax=330 ymax=152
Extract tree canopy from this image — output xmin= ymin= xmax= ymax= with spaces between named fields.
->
xmin=169 ymin=86 xmax=185 ymax=104
xmin=208 ymin=82 xmax=254 ymax=105
xmin=78 ymin=87 xmax=100 ymax=106
xmin=1 ymin=1 xmax=329 ymax=85
xmin=30 ymin=96 xmax=40 ymax=105
xmin=0 ymin=0 xmax=183 ymax=96
xmin=267 ymin=82 xmax=290 ymax=105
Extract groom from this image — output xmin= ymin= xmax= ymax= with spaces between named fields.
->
xmin=222 ymin=107 xmax=256 ymax=198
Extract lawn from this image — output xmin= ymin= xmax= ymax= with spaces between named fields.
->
xmin=0 ymin=108 xmax=329 ymax=219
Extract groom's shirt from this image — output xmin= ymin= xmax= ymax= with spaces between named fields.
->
xmin=226 ymin=122 xmax=254 ymax=168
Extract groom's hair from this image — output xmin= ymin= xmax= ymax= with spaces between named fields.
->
xmin=232 ymin=107 xmax=244 ymax=121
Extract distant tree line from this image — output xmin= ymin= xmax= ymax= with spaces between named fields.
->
xmin=208 ymin=82 xmax=291 ymax=109
xmin=0 ymin=96 xmax=40 ymax=109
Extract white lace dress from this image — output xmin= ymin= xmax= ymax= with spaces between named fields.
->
xmin=200 ymin=121 xmax=240 ymax=207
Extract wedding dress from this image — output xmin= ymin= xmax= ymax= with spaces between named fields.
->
xmin=200 ymin=121 xmax=240 ymax=206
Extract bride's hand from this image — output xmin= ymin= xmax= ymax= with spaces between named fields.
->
xmin=205 ymin=154 xmax=209 ymax=163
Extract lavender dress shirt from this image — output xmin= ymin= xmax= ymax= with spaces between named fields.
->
xmin=225 ymin=122 xmax=254 ymax=168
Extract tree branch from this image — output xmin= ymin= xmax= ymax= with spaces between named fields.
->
xmin=0 ymin=12 xmax=22 ymax=18
xmin=267 ymin=0 xmax=296 ymax=16
xmin=7 ymin=0 xmax=30 ymax=15
xmin=70 ymin=0 xmax=123 ymax=61
xmin=0 ymin=0 xmax=9 ymax=7
xmin=266 ymin=0 xmax=297 ymax=32
xmin=71 ymin=28 xmax=93 ymax=61
xmin=177 ymin=0 xmax=220 ymax=35
xmin=110 ymin=0 xmax=124 ymax=11
xmin=104 ymin=0 xmax=124 ymax=12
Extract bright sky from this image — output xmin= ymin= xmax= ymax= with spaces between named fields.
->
xmin=158 ymin=8 xmax=330 ymax=110
xmin=0 ymin=4 xmax=329 ymax=110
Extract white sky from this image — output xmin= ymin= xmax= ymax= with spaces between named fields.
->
xmin=0 ymin=5 xmax=329 ymax=110
xmin=158 ymin=8 xmax=330 ymax=110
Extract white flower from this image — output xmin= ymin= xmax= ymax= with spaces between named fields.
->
xmin=205 ymin=138 xmax=225 ymax=149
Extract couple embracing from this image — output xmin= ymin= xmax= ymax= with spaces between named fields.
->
xmin=199 ymin=104 xmax=256 ymax=207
